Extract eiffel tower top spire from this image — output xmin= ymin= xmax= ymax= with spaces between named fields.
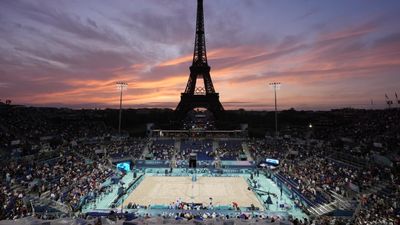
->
xmin=192 ymin=0 xmax=208 ymax=67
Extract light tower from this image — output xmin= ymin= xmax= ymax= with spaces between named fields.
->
xmin=269 ymin=82 xmax=281 ymax=137
xmin=116 ymin=81 xmax=128 ymax=135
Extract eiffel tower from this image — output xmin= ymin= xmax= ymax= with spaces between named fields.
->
xmin=175 ymin=0 xmax=224 ymax=118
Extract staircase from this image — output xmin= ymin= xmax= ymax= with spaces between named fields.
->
xmin=169 ymin=140 xmax=179 ymax=168
xmin=330 ymin=191 xmax=353 ymax=209
xmin=174 ymin=139 xmax=181 ymax=155
xmin=141 ymin=139 xmax=152 ymax=159
xmin=308 ymin=201 xmax=337 ymax=216
xmin=242 ymin=142 xmax=254 ymax=161
xmin=309 ymin=188 xmax=361 ymax=217
xmin=29 ymin=195 xmax=71 ymax=214
xmin=213 ymin=140 xmax=219 ymax=152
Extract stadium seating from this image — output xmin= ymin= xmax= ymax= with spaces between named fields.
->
xmin=180 ymin=139 xmax=214 ymax=160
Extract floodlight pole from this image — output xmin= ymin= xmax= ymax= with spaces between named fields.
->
xmin=116 ymin=82 xmax=128 ymax=136
xmin=269 ymin=82 xmax=281 ymax=137
xmin=119 ymin=87 xmax=123 ymax=134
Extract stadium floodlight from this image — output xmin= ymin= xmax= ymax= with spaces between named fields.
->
xmin=269 ymin=82 xmax=281 ymax=137
xmin=116 ymin=81 xmax=128 ymax=135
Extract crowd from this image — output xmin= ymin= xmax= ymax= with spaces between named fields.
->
xmin=0 ymin=106 xmax=112 ymax=158
xmin=355 ymin=167 xmax=400 ymax=225
xmin=182 ymin=109 xmax=215 ymax=131
xmin=178 ymin=139 xmax=214 ymax=161
xmin=247 ymin=109 xmax=400 ymax=224
xmin=248 ymin=135 xmax=398 ymax=222
xmin=217 ymin=140 xmax=244 ymax=160
xmin=1 ymin=106 xmax=399 ymax=224
xmin=248 ymin=137 xmax=291 ymax=161
xmin=75 ymin=139 xmax=146 ymax=161
xmin=0 ymin=150 xmax=115 ymax=217
xmin=86 ymin=210 xmax=299 ymax=225
xmin=0 ymin=183 xmax=30 ymax=219
xmin=312 ymin=109 xmax=400 ymax=156
xmin=148 ymin=139 xmax=175 ymax=160
xmin=281 ymin=157 xmax=387 ymax=197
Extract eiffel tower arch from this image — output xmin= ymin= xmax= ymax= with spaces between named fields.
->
xmin=175 ymin=0 xmax=224 ymax=118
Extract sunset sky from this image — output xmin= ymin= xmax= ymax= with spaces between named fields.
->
xmin=1 ymin=0 xmax=400 ymax=110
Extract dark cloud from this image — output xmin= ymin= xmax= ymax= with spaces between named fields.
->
xmin=295 ymin=8 xmax=319 ymax=21
xmin=372 ymin=32 xmax=400 ymax=48
xmin=9 ymin=1 xmax=127 ymax=45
